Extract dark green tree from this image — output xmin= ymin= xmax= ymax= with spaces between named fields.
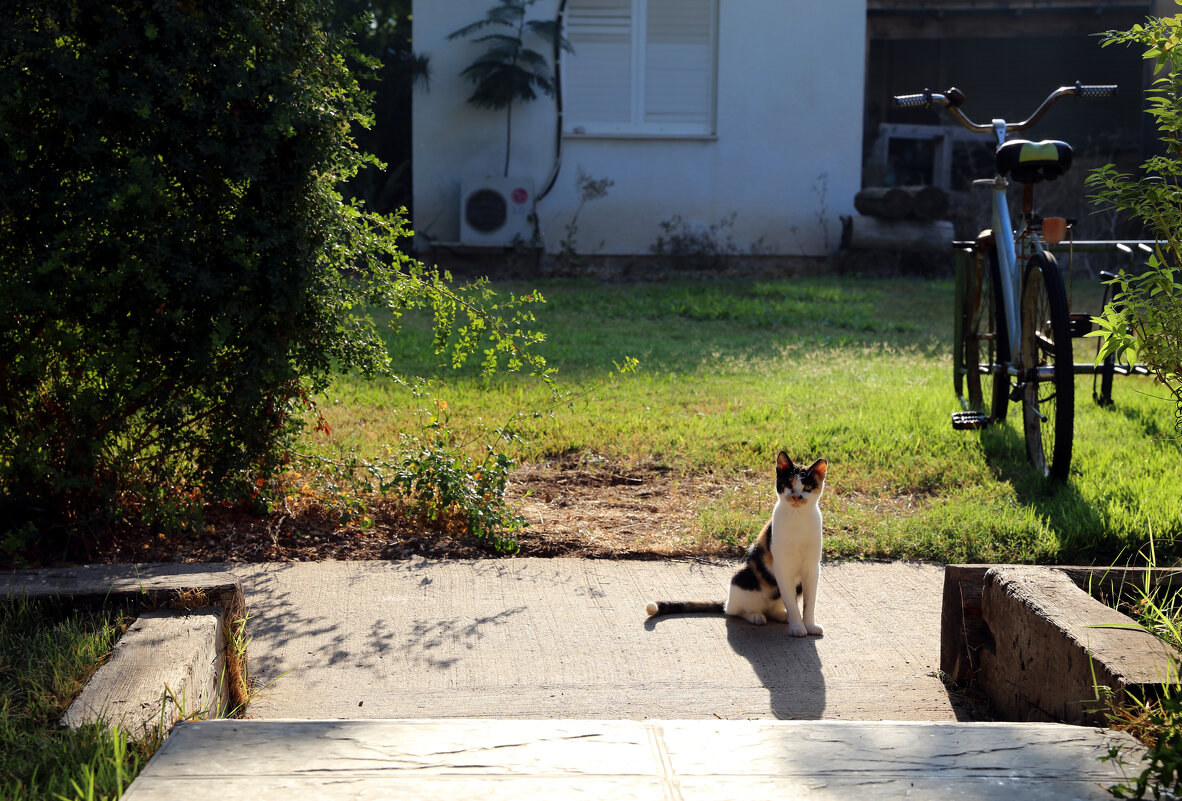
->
xmin=448 ymin=0 xmax=571 ymax=177
xmin=0 ymin=0 xmax=548 ymax=559
xmin=329 ymin=0 xmax=429 ymax=215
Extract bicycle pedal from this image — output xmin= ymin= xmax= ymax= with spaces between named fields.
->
xmin=952 ymin=411 xmax=990 ymax=430
xmin=1069 ymin=313 xmax=1093 ymax=338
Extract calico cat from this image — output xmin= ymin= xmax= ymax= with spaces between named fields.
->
xmin=646 ymin=451 xmax=827 ymax=636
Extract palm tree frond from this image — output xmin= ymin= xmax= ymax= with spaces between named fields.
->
xmin=469 ymin=33 xmax=526 ymax=48
xmin=526 ymin=19 xmax=574 ymax=52
xmin=504 ymin=48 xmax=545 ymax=70
xmin=450 ymin=0 xmax=557 ymax=173
xmin=447 ymin=17 xmax=510 ymax=41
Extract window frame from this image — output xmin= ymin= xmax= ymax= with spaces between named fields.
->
xmin=562 ymin=0 xmax=720 ymax=139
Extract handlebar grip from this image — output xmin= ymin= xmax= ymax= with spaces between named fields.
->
xmin=1077 ymin=84 xmax=1117 ymax=98
xmin=893 ymin=92 xmax=932 ymax=109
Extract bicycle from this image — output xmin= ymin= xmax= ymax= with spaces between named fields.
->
xmin=891 ymin=83 xmax=1118 ymax=480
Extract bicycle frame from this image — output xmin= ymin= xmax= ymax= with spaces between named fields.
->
xmin=893 ymin=83 xmax=1116 ymax=368
xmin=985 ymin=118 xmax=1043 ymax=363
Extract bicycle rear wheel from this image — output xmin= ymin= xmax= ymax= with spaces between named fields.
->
xmin=1020 ymin=252 xmax=1074 ymax=480
xmin=963 ymin=244 xmax=1009 ymax=422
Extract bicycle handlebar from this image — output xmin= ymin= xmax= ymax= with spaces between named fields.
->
xmin=891 ymin=82 xmax=1117 ymax=134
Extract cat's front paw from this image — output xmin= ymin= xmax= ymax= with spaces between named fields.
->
xmin=787 ymin=622 xmax=808 ymax=637
xmin=806 ymin=622 xmax=824 ymax=636
xmin=745 ymin=613 xmax=767 ymax=625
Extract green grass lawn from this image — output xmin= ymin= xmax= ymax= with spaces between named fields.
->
xmin=1 ymin=598 xmax=148 ymax=801
xmin=309 ymin=275 xmax=1182 ymax=565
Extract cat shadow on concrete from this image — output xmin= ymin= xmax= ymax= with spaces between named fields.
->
xmin=725 ymin=617 xmax=826 ymax=719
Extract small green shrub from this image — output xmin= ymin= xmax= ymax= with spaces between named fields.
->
xmin=1096 ymin=536 xmax=1182 ymax=799
xmin=1104 ymin=687 xmax=1182 ymax=800
xmin=650 ymin=214 xmax=741 ymax=272
xmin=557 ymin=169 xmax=614 ymax=266
xmin=393 ymin=430 xmax=525 ymax=554
xmin=298 ymin=400 xmax=528 ymax=553
xmin=1089 ymin=261 xmax=1182 ymax=432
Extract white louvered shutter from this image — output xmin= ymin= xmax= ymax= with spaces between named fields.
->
xmin=565 ymin=0 xmax=634 ymax=126
xmin=565 ymin=0 xmax=716 ymax=135
xmin=643 ymin=0 xmax=715 ymax=130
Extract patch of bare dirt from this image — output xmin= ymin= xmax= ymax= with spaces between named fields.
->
xmin=61 ymin=458 xmax=746 ymax=566
xmin=506 ymin=459 xmax=740 ymax=558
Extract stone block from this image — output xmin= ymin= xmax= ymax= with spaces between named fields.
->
xmin=979 ymin=566 xmax=1180 ymax=724
xmin=64 ymin=607 xmax=228 ymax=736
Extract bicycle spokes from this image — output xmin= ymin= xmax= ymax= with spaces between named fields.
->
xmin=1020 ymin=254 xmax=1074 ymax=480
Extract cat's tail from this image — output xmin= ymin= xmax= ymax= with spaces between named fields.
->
xmin=645 ymin=600 xmax=726 ymax=616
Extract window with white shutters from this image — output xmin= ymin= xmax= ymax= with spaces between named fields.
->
xmin=565 ymin=0 xmax=717 ymax=136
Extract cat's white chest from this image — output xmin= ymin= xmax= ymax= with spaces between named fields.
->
xmin=768 ymin=502 xmax=822 ymax=566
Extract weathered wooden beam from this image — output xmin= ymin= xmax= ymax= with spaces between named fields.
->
xmin=855 ymin=187 xmax=913 ymax=220
xmin=901 ymin=184 xmax=949 ymax=221
xmin=941 ymin=564 xmax=1182 ymax=691
xmin=3 ymin=565 xmax=250 ymax=714
xmin=63 ymin=608 xmax=229 ymax=735
xmin=980 ymin=566 xmax=1181 ymax=724
xmin=841 ymin=215 xmax=954 ymax=252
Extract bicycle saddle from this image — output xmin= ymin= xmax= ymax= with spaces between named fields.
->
xmin=995 ymin=139 xmax=1073 ymax=183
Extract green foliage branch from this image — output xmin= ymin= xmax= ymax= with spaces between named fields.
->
xmin=0 ymin=0 xmax=552 ymax=559
xmin=1087 ymin=11 xmax=1182 ymax=432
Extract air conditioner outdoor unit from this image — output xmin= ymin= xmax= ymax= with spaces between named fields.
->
xmin=459 ymin=177 xmax=536 ymax=246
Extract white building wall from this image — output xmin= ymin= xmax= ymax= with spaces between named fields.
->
xmin=412 ymin=0 xmax=866 ymax=257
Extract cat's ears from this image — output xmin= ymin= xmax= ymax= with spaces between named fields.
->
xmin=777 ymin=452 xmax=828 ymax=482
xmin=776 ymin=452 xmax=827 ymax=478
xmin=808 ymin=458 xmax=828 ymax=482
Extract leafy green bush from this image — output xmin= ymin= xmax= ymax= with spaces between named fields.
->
xmin=1089 ymin=262 xmax=1182 ymax=430
xmin=295 ymin=402 xmax=529 ymax=554
xmin=1088 ymin=13 xmax=1182 ymax=432
xmin=0 ymin=0 xmax=549 ymax=559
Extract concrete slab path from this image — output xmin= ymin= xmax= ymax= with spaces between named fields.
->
xmin=13 ymin=558 xmax=1151 ymax=799
xmin=122 ymin=718 xmax=1143 ymax=800
xmin=220 ymin=558 xmax=962 ymax=720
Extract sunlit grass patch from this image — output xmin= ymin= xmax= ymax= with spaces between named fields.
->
xmin=314 ymin=275 xmax=1182 ymax=565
